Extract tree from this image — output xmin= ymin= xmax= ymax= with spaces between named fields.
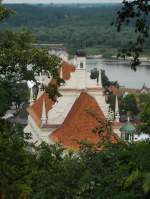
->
xmin=0 ymin=0 xmax=12 ymax=21
xmin=0 ymin=81 xmax=12 ymax=116
xmin=90 ymin=68 xmax=99 ymax=84
xmin=0 ymin=2 xmax=61 ymax=116
xmin=123 ymin=94 xmax=139 ymax=115
xmin=9 ymin=82 xmax=29 ymax=109
xmin=0 ymin=29 xmax=60 ymax=82
xmin=0 ymin=81 xmax=29 ymax=117
xmin=30 ymin=143 xmax=86 ymax=199
xmin=116 ymin=0 xmax=150 ymax=70
xmin=139 ymin=102 xmax=150 ymax=134
xmin=101 ymin=69 xmax=119 ymax=88
xmin=101 ymin=69 xmax=110 ymax=88
xmin=139 ymin=93 xmax=150 ymax=109
xmin=78 ymin=141 xmax=150 ymax=199
xmin=0 ymin=121 xmax=150 ymax=199
xmin=0 ymin=119 xmax=34 ymax=199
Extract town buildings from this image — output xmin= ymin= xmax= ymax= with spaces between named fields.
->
xmin=24 ymin=52 xmax=122 ymax=149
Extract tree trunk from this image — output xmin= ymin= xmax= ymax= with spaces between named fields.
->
xmin=0 ymin=193 xmax=5 ymax=199
xmin=23 ymin=193 xmax=29 ymax=199
xmin=12 ymin=192 xmax=17 ymax=199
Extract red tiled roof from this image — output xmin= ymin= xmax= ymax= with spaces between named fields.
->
xmin=27 ymin=93 xmax=55 ymax=127
xmin=60 ymin=61 xmax=76 ymax=80
xmin=52 ymin=92 xmax=116 ymax=149
xmin=27 ymin=61 xmax=75 ymax=126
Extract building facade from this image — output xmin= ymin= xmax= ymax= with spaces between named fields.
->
xmin=25 ymin=53 xmax=120 ymax=149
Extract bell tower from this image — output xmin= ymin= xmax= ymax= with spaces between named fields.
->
xmin=74 ymin=50 xmax=86 ymax=70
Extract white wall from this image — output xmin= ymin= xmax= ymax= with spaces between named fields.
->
xmin=74 ymin=56 xmax=86 ymax=69
xmin=24 ymin=115 xmax=56 ymax=145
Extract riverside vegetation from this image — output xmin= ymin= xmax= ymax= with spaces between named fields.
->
xmin=1 ymin=3 xmax=150 ymax=57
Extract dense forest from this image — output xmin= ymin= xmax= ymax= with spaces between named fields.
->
xmin=1 ymin=3 xmax=150 ymax=56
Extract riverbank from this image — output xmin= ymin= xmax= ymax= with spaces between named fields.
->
xmin=87 ymin=56 xmax=150 ymax=66
xmin=83 ymin=47 xmax=150 ymax=61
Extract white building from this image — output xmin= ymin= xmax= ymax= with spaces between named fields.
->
xmin=25 ymin=52 xmax=120 ymax=149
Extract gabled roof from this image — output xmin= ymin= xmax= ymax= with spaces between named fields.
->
xmin=27 ymin=61 xmax=75 ymax=127
xmin=27 ymin=93 xmax=55 ymax=127
xmin=52 ymin=92 xmax=117 ymax=149
xmin=60 ymin=61 xmax=76 ymax=80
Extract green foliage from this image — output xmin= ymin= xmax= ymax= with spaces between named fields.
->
xmin=1 ymin=3 xmax=149 ymax=57
xmin=0 ymin=119 xmax=33 ymax=198
xmin=101 ymin=69 xmax=119 ymax=88
xmin=138 ymin=93 xmax=150 ymax=134
xmin=1 ymin=2 xmax=150 ymax=60
xmin=31 ymin=141 xmax=149 ymax=199
xmin=123 ymin=94 xmax=139 ymax=115
xmin=140 ymin=102 xmax=150 ymax=134
xmin=31 ymin=143 xmax=85 ymax=199
xmin=45 ymin=84 xmax=62 ymax=102
xmin=139 ymin=93 xmax=150 ymax=109
xmin=0 ymin=3 xmax=61 ymax=117
xmin=0 ymin=81 xmax=29 ymax=116
xmin=10 ymin=82 xmax=29 ymax=108
xmin=0 ymin=120 xmax=150 ymax=199
xmin=115 ymin=0 xmax=150 ymax=69
xmin=0 ymin=0 xmax=13 ymax=21
xmin=101 ymin=69 xmax=111 ymax=88
xmin=0 ymin=81 xmax=12 ymax=116
xmin=143 ymin=173 xmax=150 ymax=193
xmin=124 ymin=170 xmax=142 ymax=189
xmin=90 ymin=68 xmax=99 ymax=83
xmin=0 ymin=29 xmax=60 ymax=116
xmin=0 ymin=30 xmax=60 ymax=82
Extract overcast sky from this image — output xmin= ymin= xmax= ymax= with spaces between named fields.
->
xmin=3 ymin=0 xmax=122 ymax=4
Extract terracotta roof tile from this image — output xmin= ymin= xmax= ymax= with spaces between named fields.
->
xmin=27 ymin=61 xmax=75 ymax=127
xmin=60 ymin=61 xmax=76 ymax=80
xmin=27 ymin=93 xmax=55 ymax=127
xmin=52 ymin=92 xmax=116 ymax=149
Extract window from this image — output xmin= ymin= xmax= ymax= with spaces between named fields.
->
xmin=80 ymin=62 xmax=84 ymax=68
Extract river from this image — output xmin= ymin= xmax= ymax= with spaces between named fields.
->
xmin=87 ymin=58 xmax=150 ymax=89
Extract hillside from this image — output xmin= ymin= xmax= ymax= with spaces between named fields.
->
xmin=1 ymin=3 xmax=150 ymax=56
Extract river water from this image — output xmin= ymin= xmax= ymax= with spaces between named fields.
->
xmin=87 ymin=58 xmax=150 ymax=89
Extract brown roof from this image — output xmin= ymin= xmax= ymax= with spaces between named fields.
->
xmin=27 ymin=93 xmax=55 ymax=127
xmin=27 ymin=61 xmax=76 ymax=127
xmin=52 ymin=92 xmax=116 ymax=149
xmin=60 ymin=61 xmax=76 ymax=80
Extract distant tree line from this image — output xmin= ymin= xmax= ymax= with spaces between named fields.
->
xmin=1 ymin=4 xmax=150 ymax=56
